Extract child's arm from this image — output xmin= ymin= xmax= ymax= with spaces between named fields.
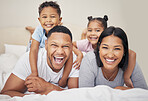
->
xmin=81 ymin=28 xmax=87 ymax=40
xmin=72 ymin=42 xmax=83 ymax=69
xmin=124 ymin=49 xmax=136 ymax=88
xmin=29 ymin=39 xmax=40 ymax=77
xmin=58 ymin=52 xmax=73 ymax=88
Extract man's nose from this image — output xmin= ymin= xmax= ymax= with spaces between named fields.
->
xmin=56 ymin=47 xmax=64 ymax=54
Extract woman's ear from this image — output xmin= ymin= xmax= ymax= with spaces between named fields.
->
xmin=45 ymin=40 xmax=47 ymax=50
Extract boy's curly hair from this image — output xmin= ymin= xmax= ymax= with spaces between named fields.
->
xmin=39 ymin=1 xmax=61 ymax=17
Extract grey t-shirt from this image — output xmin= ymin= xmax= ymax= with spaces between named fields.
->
xmin=79 ymin=51 xmax=148 ymax=89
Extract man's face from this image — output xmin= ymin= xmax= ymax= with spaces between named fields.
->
xmin=46 ymin=32 xmax=72 ymax=72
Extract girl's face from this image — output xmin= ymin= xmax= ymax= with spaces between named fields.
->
xmin=87 ymin=20 xmax=104 ymax=45
xmin=38 ymin=7 xmax=62 ymax=33
xmin=99 ymin=35 xmax=124 ymax=71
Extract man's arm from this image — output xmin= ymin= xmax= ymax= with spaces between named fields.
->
xmin=25 ymin=76 xmax=64 ymax=95
xmin=1 ymin=73 xmax=27 ymax=97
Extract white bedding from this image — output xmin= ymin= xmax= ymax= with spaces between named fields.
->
xmin=0 ymin=85 xmax=148 ymax=101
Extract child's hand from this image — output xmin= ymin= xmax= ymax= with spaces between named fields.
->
xmin=124 ymin=78 xmax=134 ymax=88
xmin=73 ymin=52 xmax=83 ymax=69
xmin=81 ymin=28 xmax=87 ymax=40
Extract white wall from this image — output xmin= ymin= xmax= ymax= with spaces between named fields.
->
xmin=0 ymin=0 xmax=148 ymax=83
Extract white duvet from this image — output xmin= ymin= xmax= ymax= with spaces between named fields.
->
xmin=0 ymin=85 xmax=148 ymax=101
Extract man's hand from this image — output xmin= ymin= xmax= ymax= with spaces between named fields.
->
xmin=25 ymin=76 xmax=54 ymax=94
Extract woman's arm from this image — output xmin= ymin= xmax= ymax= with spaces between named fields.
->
xmin=79 ymin=52 xmax=96 ymax=87
xmin=131 ymin=62 xmax=148 ymax=89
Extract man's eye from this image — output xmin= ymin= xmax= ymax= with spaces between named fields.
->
xmin=63 ymin=46 xmax=69 ymax=48
xmin=51 ymin=44 xmax=57 ymax=47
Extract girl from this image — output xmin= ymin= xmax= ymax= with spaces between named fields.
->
xmin=79 ymin=26 xmax=147 ymax=90
xmin=73 ymin=15 xmax=136 ymax=87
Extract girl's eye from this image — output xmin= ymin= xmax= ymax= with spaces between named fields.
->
xmin=88 ymin=30 xmax=92 ymax=32
xmin=96 ymin=30 xmax=100 ymax=32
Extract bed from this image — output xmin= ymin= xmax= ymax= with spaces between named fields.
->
xmin=0 ymin=27 xmax=148 ymax=101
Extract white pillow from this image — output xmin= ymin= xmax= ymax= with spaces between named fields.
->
xmin=4 ymin=44 xmax=27 ymax=57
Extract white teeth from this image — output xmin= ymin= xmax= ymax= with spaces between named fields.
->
xmin=54 ymin=56 xmax=64 ymax=64
xmin=90 ymin=36 xmax=97 ymax=40
xmin=46 ymin=24 xmax=51 ymax=27
xmin=106 ymin=59 xmax=115 ymax=62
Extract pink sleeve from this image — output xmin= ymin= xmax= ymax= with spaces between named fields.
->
xmin=76 ymin=39 xmax=88 ymax=52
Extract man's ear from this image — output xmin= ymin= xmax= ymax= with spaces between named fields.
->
xmin=45 ymin=40 xmax=48 ymax=50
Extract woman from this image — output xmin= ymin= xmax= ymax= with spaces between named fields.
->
xmin=79 ymin=26 xmax=147 ymax=90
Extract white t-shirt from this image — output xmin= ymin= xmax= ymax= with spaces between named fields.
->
xmin=12 ymin=48 xmax=79 ymax=86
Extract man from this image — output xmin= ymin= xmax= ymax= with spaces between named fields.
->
xmin=1 ymin=26 xmax=79 ymax=97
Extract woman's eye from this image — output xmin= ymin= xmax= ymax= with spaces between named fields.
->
xmin=102 ymin=47 xmax=108 ymax=49
xmin=115 ymin=48 xmax=121 ymax=50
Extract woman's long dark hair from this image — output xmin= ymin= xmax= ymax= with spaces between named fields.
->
xmin=94 ymin=26 xmax=129 ymax=71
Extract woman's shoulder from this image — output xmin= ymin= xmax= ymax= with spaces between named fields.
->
xmin=84 ymin=51 xmax=96 ymax=61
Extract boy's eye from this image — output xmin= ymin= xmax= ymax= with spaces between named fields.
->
xmin=42 ymin=16 xmax=47 ymax=18
xmin=50 ymin=15 xmax=56 ymax=18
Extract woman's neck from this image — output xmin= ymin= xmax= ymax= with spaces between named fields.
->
xmin=101 ymin=67 xmax=119 ymax=81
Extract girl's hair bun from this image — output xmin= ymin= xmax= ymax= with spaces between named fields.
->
xmin=88 ymin=16 xmax=93 ymax=21
xmin=103 ymin=15 xmax=108 ymax=21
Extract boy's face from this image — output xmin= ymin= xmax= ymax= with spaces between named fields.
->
xmin=45 ymin=32 xmax=72 ymax=72
xmin=38 ymin=7 xmax=62 ymax=33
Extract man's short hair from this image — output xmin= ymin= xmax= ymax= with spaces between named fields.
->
xmin=47 ymin=26 xmax=73 ymax=41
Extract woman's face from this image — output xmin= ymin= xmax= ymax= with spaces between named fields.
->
xmin=99 ymin=35 xmax=124 ymax=71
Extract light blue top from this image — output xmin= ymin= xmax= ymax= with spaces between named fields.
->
xmin=79 ymin=51 xmax=148 ymax=89
xmin=32 ymin=24 xmax=47 ymax=48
